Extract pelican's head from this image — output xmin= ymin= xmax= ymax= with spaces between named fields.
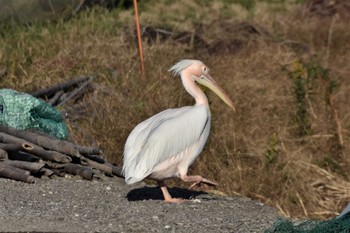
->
xmin=169 ymin=59 xmax=235 ymax=111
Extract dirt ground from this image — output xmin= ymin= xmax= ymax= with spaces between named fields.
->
xmin=0 ymin=176 xmax=279 ymax=232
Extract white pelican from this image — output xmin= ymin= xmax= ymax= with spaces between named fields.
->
xmin=123 ymin=59 xmax=235 ymax=203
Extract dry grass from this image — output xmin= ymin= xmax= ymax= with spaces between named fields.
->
xmin=1 ymin=0 xmax=350 ymax=220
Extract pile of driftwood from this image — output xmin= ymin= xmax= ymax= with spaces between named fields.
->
xmin=0 ymin=124 xmax=123 ymax=183
xmin=0 ymin=76 xmax=124 ymax=183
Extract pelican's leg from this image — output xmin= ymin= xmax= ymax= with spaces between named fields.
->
xmin=180 ymin=175 xmax=218 ymax=190
xmin=158 ymin=181 xmax=186 ymax=203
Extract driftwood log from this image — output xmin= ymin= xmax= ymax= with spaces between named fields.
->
xmin=8 ymin=151 xmax=40 ymax=162
xmin=0 ymin=142 xmax=23 ymax=152
xmin=0 ymin=163 xmax=34 ymax=183
xmin=56 ymin=77 xmax=94 ymax=106
xmin=0 ymin=125 xmax=123 ymax=182
xmin=30 ymin=76 xmax=95 ymax=107
xmin=82 ymin=157 xmax=113 ymax=175
xmin=30 ymin=76 xmax=90 ymax=99
xmin=0 ymin=132 xmax=72 ymax=163
xmin=0 ymin=125 xmax=80 ymax=157
xmin=63 ymin=164 xmax=93 ymax=180
xmin=1 ymin=160 xmax=44 ymax=173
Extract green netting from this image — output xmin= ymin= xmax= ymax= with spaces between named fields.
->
xmin=0 ymin=89 xmax=68 ymax=139
xmin=265 ymin=216 xmax=350 ymax=233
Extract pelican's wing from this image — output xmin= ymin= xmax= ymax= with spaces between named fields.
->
xmin=123 ymin=105 xmax=209 ymax=184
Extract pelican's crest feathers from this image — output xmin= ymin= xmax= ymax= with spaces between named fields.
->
xmin=168 ymin=59 xmax=199 ymax=76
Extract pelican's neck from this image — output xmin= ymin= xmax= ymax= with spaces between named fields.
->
xmin=181 ymin=71 xmax=209 ymax=106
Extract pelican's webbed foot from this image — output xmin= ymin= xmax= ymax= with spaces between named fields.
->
xmin=180 ymin=175 xmax=218 ymax=190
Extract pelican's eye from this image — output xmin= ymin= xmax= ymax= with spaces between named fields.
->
xmin=202 ymin=66 xmax=209 ymax=74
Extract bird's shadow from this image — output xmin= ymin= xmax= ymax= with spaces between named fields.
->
xmin=126 ymin=186 xmax=206 ymax=201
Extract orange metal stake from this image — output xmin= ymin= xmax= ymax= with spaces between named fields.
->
xmin=133 ymin=0 xmax=145 ymax=79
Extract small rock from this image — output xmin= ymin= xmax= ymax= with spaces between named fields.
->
xmin=192 ymin=199 xmax=201 ymax=203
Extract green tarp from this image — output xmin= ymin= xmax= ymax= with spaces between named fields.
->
xmin=0 ymin=89 xmax=68 ymax=139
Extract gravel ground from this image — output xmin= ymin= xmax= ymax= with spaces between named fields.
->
xmin=0 ymin=176 xmax=279 ymax=232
